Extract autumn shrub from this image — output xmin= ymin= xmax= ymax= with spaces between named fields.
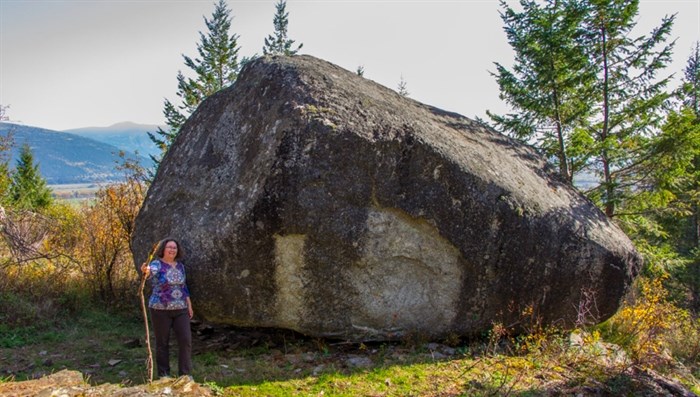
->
xmin=473 ymin=303 xmax=568 ymax=364
xmin=0 ymin=208 xmax=72 ymax=308
xmin=71 ymin=181 xmax=144 ymax=309
xmin=0 ymin=174 xmax=146 ymax=321
xmin=601 ymin=276 xmax=700 ymax=369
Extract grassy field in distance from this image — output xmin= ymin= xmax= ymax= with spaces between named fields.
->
xmin=49 ymin=183 xmax=104 ymax=201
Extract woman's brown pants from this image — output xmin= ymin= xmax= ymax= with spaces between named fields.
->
xmin=150 ymin=308 xmax=192 ymax=377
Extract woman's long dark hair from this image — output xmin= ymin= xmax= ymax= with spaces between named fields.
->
xmin=154 ymin=238 xmax=184 ymax=260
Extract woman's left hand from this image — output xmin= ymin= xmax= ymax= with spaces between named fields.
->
xmin=188 ymin=306 xmax=194 ymax=319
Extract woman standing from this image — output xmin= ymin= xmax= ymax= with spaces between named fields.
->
xmin=141 ymin=238 xmax=193 ymax=378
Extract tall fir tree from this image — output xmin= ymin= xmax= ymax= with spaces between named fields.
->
xmin=490 ymin=0 xmax=675 ymax=217
xmin=262 ymin=0 xmax=303 ymax=56
xmin=650 ymin=105 xmax=700 ymax=312
xmin=659 ymin=43 xmax=700 ymax=313
xmin=10 ymin=144 xmax=52 ymax=211
xmin=581 ymin=44 xmax=699 ymax=313
xmin=675 ymin=43 xmax=700 ymax=252
xmin=580 ymin=0 xmax=675 ymax=217
xmin=488 ymin=0 xmax=593 ymax=183
xmin=149 ymin=0 xmax=241 ymax=169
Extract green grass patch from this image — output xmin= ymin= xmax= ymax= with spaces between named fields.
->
xmin=0 ymin=306 xmax=147 ymax=385
xmin=0 ymin=324 xmax=35 ymax=348
xmin=1 ymin=305 xmax=698 ymax=396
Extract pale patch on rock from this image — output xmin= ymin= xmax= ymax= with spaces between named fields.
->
xmin=349 ymin=208 xmax=462 ymax=338
xmin=274 ymin=234 xmax=308 ymax=329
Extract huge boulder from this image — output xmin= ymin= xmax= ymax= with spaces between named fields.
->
xmin=132 ymin=55 xmax=641 ymax=341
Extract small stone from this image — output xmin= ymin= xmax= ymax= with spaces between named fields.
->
xmin=286 ymin=354 xmax=302 ymax=365
xmin=303 ymin=353 xmax=315 ymax=362
xmin=107 ymin=359 xmax=122 ymax=367
xmin=426 ymin=343 xmax=441 ymax=351
xmin=442 ymin=347 xmax=456 ymax=355
xmin=345 ymin=356 xmax=372 ymax=368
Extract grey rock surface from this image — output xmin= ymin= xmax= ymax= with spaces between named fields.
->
xmin=132 ymin=55 xmax=641 ymax=341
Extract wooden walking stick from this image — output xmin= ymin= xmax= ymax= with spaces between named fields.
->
xmin=139 ymin=242 xmax=160 ymax=383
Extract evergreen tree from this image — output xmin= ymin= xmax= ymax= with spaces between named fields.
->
xmin=0 ymin=158 xmax=10 ymax=204
xmin=149 ymin=0 xmax=241 ymax=168
xmin=653 ymin=106 xmax=700 ymax=311
xmin=680 ymin=42 xmax=700 ymax=118
xmin=10 ymin=144 xmax=52 ymax=210
xmin=262 ymin=0 xmax=303 ymax=56
xmin=580 ymin=0 xmax=675 ymax=217
xmin=655 ymin=43 xmax=700 ymax=313
xmin=676 ymin=43 xmax=700 ymax=252
xmin=488 ymin=0 xmax=593 ymax=183
xmin=490 ymin=0 xmax=675 ymax=217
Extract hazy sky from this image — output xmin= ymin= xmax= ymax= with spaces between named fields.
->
xmin=1 ymin=0 xmax=699 ymax=131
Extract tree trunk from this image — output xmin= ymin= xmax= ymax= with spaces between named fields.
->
xmin=550 ymin=59 xmax=571 ymax=183
xmin=600 ymin=21 xmax=614 ymax=218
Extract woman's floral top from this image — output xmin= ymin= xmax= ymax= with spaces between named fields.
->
xmin=147 ymin=259 xmax=190 ymax=310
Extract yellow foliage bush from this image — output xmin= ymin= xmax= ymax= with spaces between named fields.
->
xmin=603 ymin=276 xmax=700 ymax=369
xmin=70 ymin=181 xmax=145 ymax=306
xmin=0 ymin=175 xmax=146 ymax=318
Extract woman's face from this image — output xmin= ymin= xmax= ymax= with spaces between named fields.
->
xmin=163 ymin=241 xmax=178 ymax=262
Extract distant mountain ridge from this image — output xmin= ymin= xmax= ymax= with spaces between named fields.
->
xmin=65 ymin=121 xmax=162 ymax=160
xmin=0 ymin=122 xmax=151 ymax=184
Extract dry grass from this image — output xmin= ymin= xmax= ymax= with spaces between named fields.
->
xmin=1 ymin=305 xmax=698 ymax=397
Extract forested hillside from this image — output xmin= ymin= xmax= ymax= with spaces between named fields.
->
xmin=0 ymin=122 xmax=149 ymax=184
xmin=65 ymin=122 xmax=161 ymax=161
